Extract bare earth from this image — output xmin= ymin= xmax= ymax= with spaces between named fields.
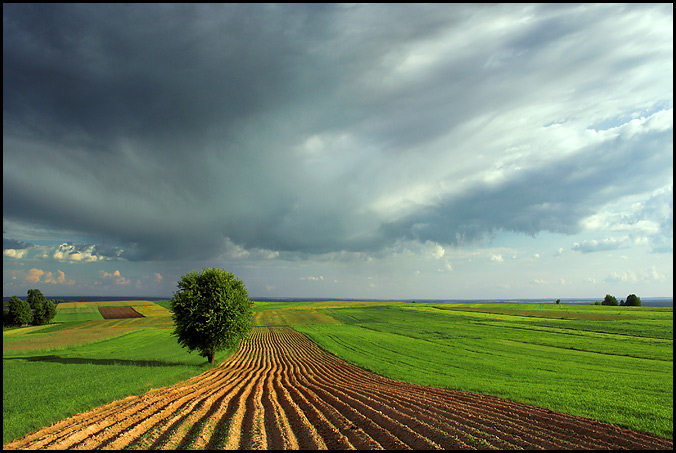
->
xmin=4 ymin=326 xmax=673 ymax=450
xmin=98 ymin=306 xmax=144 ymax=319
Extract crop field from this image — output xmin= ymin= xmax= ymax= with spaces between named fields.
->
xmin=3 ymin=300 xmax=673 ymax=449
xmin=4 ymin=326 xmax=672 ymax=450
xmin=53 ymin=300 xmax=161 ymax=323
xmin=98 ymin=306 xmax=144 ymax=319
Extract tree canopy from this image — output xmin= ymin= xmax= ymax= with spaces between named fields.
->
xmin=7 ymin=296 xmax=33 ymax=326
xmin=624 ymin=294 xmax=642 ymax=306
xmin=170 ymin=268 xmax=253 ymax=364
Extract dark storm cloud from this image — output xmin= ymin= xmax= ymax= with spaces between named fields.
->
xmin=3 ymin=238 xmax=33 ymax=251
xmin=3 ymin=4 xmax=673 ymax=261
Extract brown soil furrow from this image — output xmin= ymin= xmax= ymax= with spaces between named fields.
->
xmin=290 ymin=348 xmax=480 ymax=449
xmin=266 ymin=328 xmax=391 ymax=449
xmin=260 ymin=367 xmax=300 ymax=449
xmin=238 ymin=361 xmax=269 ymax=450
xmin=122 ymin=366 xmax=254 ymax=450
xmin=331 ymin=374 xmax=547 ymax=450
xmin=219 ymin=359 xmax=270 ymax=450
xmin=297 ymin=361 xmax=447 ymax=449
xmin=4 ymin=326 xmax=673 ymax=451
xmin=124 ymin=373 xmax=250 ymax=450
xmin=285 ymin=358 xmax=385 ymax=449
xmin=386 ymin=383 xmax=617 ymax=449
xmin=338 ymin=382 xmax=516 ymax=449
xmin=309 ymin=341 xmax=611 ymax=449
xmin=199 ymin=334 xmax=291 ymax=450
xmin=1 ymin=396 xmax=134 ymax=450
xmin=271 ymin=350 xmax=327 ymax=449
xmin=279 ymin=371 xmax=353 ymax=449
xmin=71 ymin=365 xmax=250 ymax=450
xmin=72 ymin=384 xmax=218 ymax=450
xmin=307 ymin=358 xmax=608 ymax=449
xmin=168 ymin=355 xmax=267 ymax=450
xmin=282 ymin=362 xmax=412 ymax=449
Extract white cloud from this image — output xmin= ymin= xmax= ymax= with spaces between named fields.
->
xmin=572 ymin=237 xmax=631 ymax=254
xmin=587 ymin=108 xmax=673 ymax=141
xmin=100 ymin=269 xmax=130 ymax=285
xmin=604 ymin=271 xmax=638 ymax=283
xmin=26 ymin=268 xmax=44 ymax=283
xmin=490 ymin=254 xmax=504 ymax=263
xmin=4 ymin=249 xmax=28 ymax=259
xmin=53 ymin=243 xmax=105 ymax=262
xmin=23 ymin=268 xmax=74 ymax=285
xmin=430 ymin=243 xmax=446 ymax=259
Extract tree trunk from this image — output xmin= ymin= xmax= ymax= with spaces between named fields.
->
xmin=208 ymin=352 xmax=215 ymax=364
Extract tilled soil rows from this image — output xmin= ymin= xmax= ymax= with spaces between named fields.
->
xmin=98 ymin=306 xmax=144 ymax=319
xmin=4 ymin=326 xmax=672 ymax=450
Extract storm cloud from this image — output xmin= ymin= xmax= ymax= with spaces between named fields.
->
xmin=3 ymin=4 xmax=673 ymax=270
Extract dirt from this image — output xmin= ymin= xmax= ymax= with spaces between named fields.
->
xmin=98 ymin=306 xmax=144 ymax=319
xmin=3 ymin=326 xmax=673 ymax=450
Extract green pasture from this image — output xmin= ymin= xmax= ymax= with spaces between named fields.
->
xmin=2 ymin=301 xmax=232 ymax=445
xmin=294 ymin=303 xmax=673 ymax=439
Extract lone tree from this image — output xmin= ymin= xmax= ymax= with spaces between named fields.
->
xmin=601 ymin=294 xmax=618 ymax=306
xmin=8 ymin=296 xmax=33 ymax=326
xmin=625 ymin=294 xmax=642 ymax=306
xmin=27 ymin=289 xmax=56 ymax=325
xmin=170 ymin=268 xmax=253 ymax=364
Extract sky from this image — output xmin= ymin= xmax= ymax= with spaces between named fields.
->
xmin=3 ymin=3 xmax=673 ymax=300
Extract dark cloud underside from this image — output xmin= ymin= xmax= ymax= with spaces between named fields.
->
xmin=3 ymin=4 xmax=673 ymax=261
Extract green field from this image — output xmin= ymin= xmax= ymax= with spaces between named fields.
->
xmin=3 ymin=300 xmax=673 ymax=445
xmin=294 ymin=303 xmax=672 ymax=438
xmin=2 ymin=301 xmax=233 ymax=445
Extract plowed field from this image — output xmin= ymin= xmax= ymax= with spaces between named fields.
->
xmin=4 ymin=327 xmax=672 ymax=450
xmin=98 ymin=306 xmax=144 ymax=319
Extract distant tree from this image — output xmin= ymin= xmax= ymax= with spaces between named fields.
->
xmin=601 ymin=294 xmax=618 ymax=306
xmin=44 ymin=299 xmax=57 ymax=323
xmin=27 ymin=289 xmax=48 ymax=325
xmin=8 ymin=296 xmax=33 ymax=326
xmin=556 ymin=299 xmax=561 ymax=305
xmin=170 ymin=268 xmax=254 ymax=364
xmin=625 ymin=294 xmax=642 ymax=306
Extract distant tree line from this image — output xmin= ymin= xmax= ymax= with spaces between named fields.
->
xmin=595 ymin=293 xmax=642 ymax=306
xmin=3 ymin=289 xmax=61 ymax=327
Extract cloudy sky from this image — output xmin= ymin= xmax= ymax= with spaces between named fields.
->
xmin=3 ymin=4 xmax=673 ymax=300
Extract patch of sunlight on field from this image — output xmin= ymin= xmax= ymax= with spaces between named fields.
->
xmin=56 ymin=300 xmax=156 ymax=309
xmin=254 ymin=309 xmax=341 ymax=326
xmin=131 ymin=305 xmax=172 ymax=317
xmin=100 ymin=317 xmax=174 ymax=329
xmin=63 ymin=318 xmax=174 ymax=329
xmin=434 ymin=305 xmax=636 ymax=321
xmin=3 ymin=325 xmax=54 ymax=336
xmin=53 ymin=305 xmax=103 ymax=322
xmin=2 ymin=326 xmax=136 ymax=353
xmin=303 ymin=301 xmax=405 ymax=310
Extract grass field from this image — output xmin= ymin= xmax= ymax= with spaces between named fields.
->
xmin=3 ymin=299 xmax=673 ymax=444
xmin=294 ymin=303 xmax=673 ymax=438
xmin=2 ymin=301 xmax=233 ymax=445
